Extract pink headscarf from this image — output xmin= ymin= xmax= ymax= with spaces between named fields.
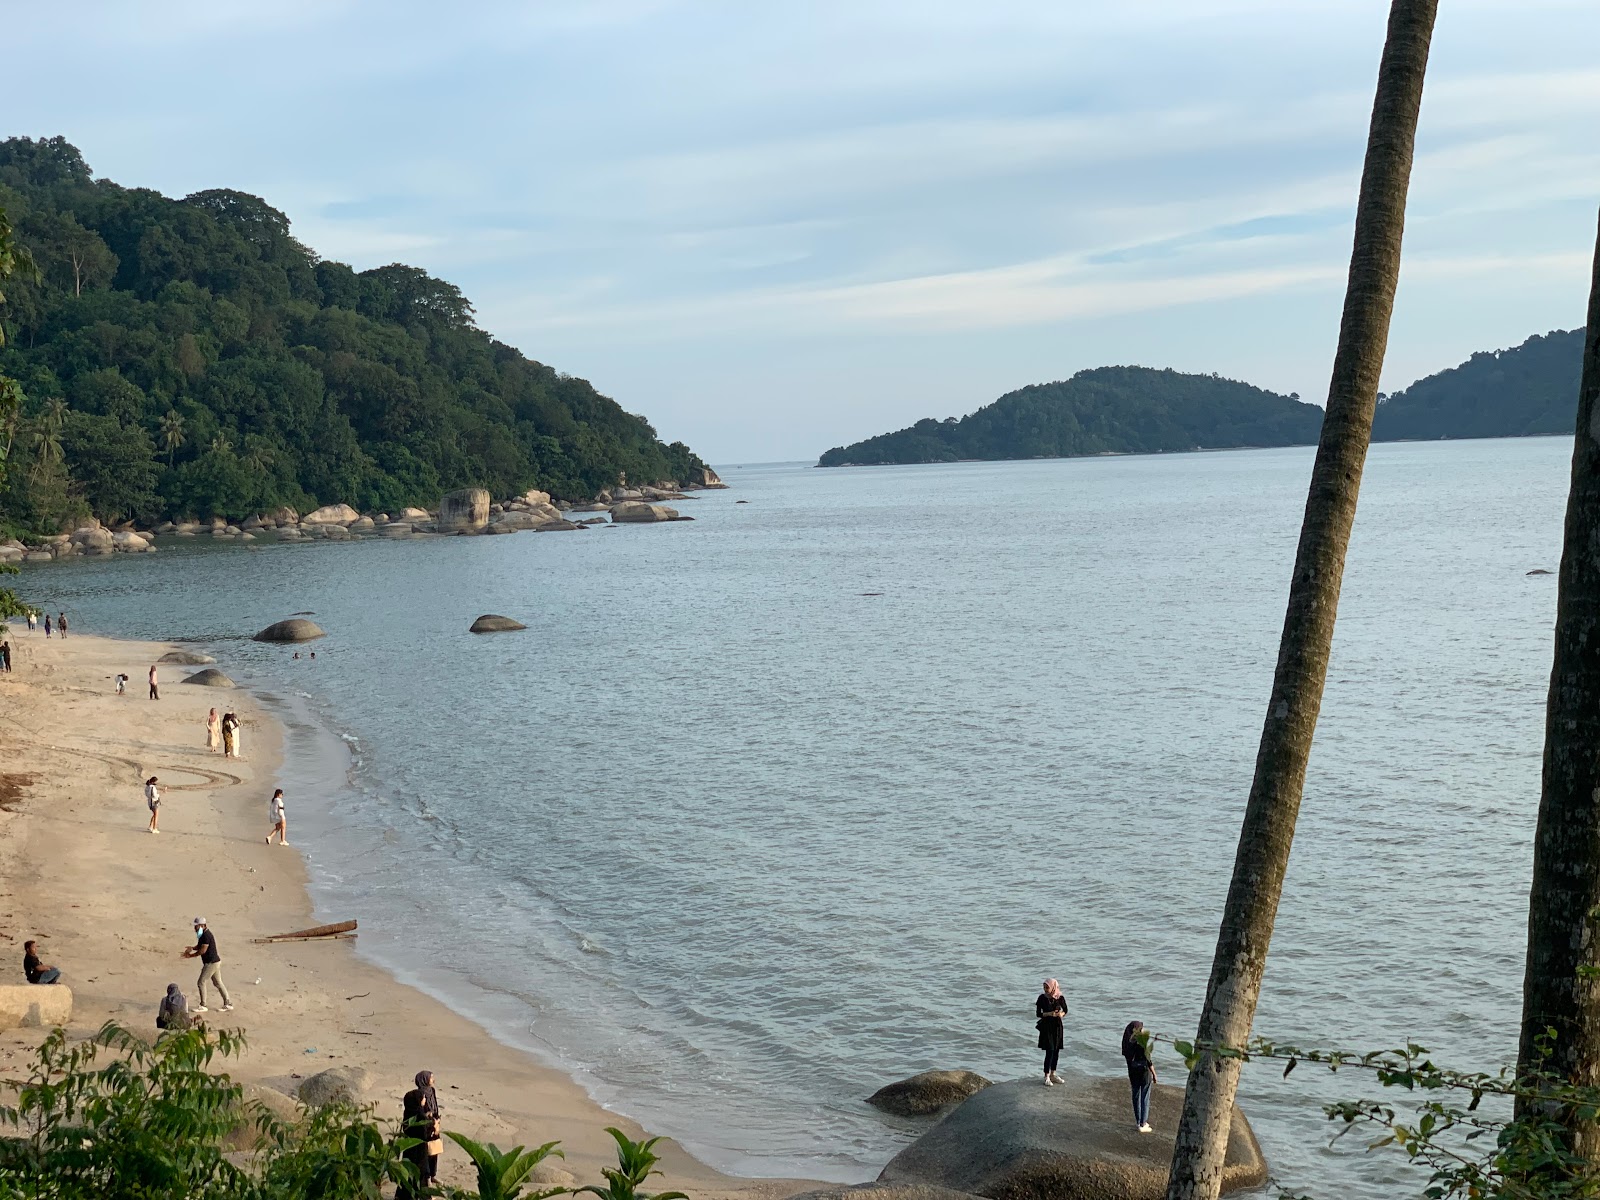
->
xmin=1043 ymin=978 xmax=1062 ymax=998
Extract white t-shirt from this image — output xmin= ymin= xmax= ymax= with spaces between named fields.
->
xmin=269 ymin=795 xmax=285 ymax=822
xmin=145 ymin=783 xmax=160 ymax=808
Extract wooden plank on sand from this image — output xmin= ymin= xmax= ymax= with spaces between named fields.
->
xmin=250 ymin=919 xmax=357 ymax=944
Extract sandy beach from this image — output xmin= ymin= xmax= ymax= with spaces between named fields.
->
xmin=0 ymin=625 xmax=819 ymax=1200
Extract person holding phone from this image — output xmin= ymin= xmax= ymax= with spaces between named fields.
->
xmin=1036 ymin=978 xmax=1067 ymax=1086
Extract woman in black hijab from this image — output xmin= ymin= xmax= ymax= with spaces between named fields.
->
xmin=399 ymin=1069 xmax=442 ymax=1198
xmin=1122 ymin=1020 xmax=1156 ymax=1132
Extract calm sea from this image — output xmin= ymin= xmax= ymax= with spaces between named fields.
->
xmin=18 ymin=438 xmax=1569 ymax=1198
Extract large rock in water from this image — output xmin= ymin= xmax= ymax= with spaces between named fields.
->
xmin=868 ymin=1070 xmax=993 ymax=1117
xmin=879 ymin=1077 xmax=1267 ymax=1200
xmin=158 ymin=650 xmax=216 ymax=665
xmin=303 ymin=503 xmax=359 ymax=525
xmin=610 ymin=501 xmax=679 ymax=523
xmin=182 ymin=668 xmax=236 ymax=688
xmin=253 ymin=618 xmax=326 ymax=643
xmin=438 ymin=487 xmax=490 ymax=533
xmin=470 ymin=614 xmax=527 ymax=633
xmin=298 ymin=1066 xmax=370 ymax=1108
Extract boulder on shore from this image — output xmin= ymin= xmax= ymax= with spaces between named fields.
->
xmin=0 ymin=983 xmax=73 ymax=1030
xmin=253 ymin=618 xmax=326 ymax=643
xmin=793 ymin=1187 xmax=982 ymax=1200
xmin=470 ymin=614 xmax=527 ymax=633
xmin=878 ymin=1077 xmax=1266 ymax=1200
xmin=182 ymin=668 xmax=237 ymax=688
xmin=303 ymin=503 xmax=360 ymax=525
xmin=298 ymin=1066 xmax=370 ymax=1108
xmin=158 ymin=650 xmax=216 ymax=665
xmin=868 ymin=1070 xmax=993 ymax=1118
xmin=610 ymin=501 xmax=679 ymax=523
xmin=438 ymin=487 xmax=490 ymax=533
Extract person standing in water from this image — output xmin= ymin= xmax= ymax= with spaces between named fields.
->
xmin=1035 ymin=978 xmax=1067 ymax=1086
xmin=1122 ymin=1020 xmax=1156 ymax=1133
xmin=206 ymin=708 xmax=221 ymax=753
xmin=145 ymin=776 xmax=161 ymax=833
xmin=148 ymin=664 xmax=159 ymax=700
xmin=265 ymin=789 xmax=287 ymax=845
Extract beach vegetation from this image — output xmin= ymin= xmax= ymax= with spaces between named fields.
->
xmin=572 ymin=1129 xmax=688 ymax=1200
xmin=0 ymin=136 xmax=706 ymax=532
xmin=442 ymin=1132 xmax=563 ymax=1200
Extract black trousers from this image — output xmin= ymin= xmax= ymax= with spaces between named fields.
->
xmin=1043 ymin=1045 xmax=1061 ymax=1074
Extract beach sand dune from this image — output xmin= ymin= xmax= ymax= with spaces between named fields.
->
xmin=0 ymin=627 xmax=817 ymax=1199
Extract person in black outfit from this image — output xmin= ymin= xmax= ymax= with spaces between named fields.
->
xmin=1122 ymin=1019 xmax=1157 ymax=1132
xmin=1036 ymin=978 xmax=1067 ymax=1086
xmin=23 ymin=941 xmax=61 ymax=985
xmin=399 ymin=1070 xmax=442 ymax=1198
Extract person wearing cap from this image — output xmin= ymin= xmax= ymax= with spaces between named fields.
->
xmin=181 ymin=918 xmax=233 ymax=1013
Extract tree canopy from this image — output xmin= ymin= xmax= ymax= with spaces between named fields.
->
xmin=817 ymin=365 xmax=1324 ymax=467
xmin=0 ymin=136 xmax=704 ymax=530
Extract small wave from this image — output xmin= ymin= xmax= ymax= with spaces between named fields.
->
xmin=578 ymin=936 xmax=607 ymax=955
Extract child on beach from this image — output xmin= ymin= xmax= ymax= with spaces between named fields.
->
xmin=145 ymin=776 xmax=161 ymax=833
xmin=115 ymin=673 xmax=128 ymax=695
xmin=265 ymin=788 xmax=287 ymax=845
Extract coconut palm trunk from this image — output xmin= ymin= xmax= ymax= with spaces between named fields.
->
xmin=1517 ymin=214 xmax=1600 ymax=1157
xmin=1164 ymin=4 xmax=1438 ymax=1198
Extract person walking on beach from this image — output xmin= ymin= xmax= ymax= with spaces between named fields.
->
xmin=43 ymin=614 xmax=51 ymax=637
xmin=1122 ymin=1020 xmax=1156 ymax=1133
xmin=265 ymin=788 xmax=287 ymax=845
xmin=1036 ymin=978 xmax=1067 ymax=1086
xmin=26 ymin=611 xmax=35 ymax=634
xmin=145 ymin=776 xmax=161 ymax=833
xmin=148 ymin=663 xmax=159 ymax=700
xmin=57 ymin=612 xmax=67 ymax=638
xmin=399 ymin=1070 xmax=443 ymax=1198
xmin=1 ymin=638 xmax=11 ymax=673
xmin=182 ymin=917 xmax=233 ymax=1013
xmin=23 ymin=941 xmax=61 ymax=985
xmin=206 ymin=708 xmax=221 ymax=752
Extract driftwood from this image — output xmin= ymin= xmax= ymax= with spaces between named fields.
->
xmin=251 ymin=919 xmax=357 ymax=944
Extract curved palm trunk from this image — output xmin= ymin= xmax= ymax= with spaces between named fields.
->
xmin=1164 ymin=4 xmax=1438 ymax=1197
xmin=1518 ymin=213 xmax=1600 ymax=1159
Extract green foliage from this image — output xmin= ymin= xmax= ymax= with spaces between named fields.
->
xmin=1373 ymin=329 xmax=1584 ymax=442
xmin=0 ymin=136 xmax=705 ymax=530
xmin=443 ymin=1131 xmax=563 ymax=1200
xmin=817 ymin=366 xmax=1324 ymax=466
xmin=255 ymin=1103 xmax=419 ymax=1200
xmin=0 ymin=562 xmax=28 ymax=619
xmin=572 ymin=1128 xmax=688 ymax=1200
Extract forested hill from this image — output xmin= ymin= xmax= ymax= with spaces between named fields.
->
xmin=1371 ymin=329 xmax=1583 ymax=441
xmin=0 ymin=135 xmax=705 ymax=529
xmin=816 ymin=366 xmax=1324 ymax=467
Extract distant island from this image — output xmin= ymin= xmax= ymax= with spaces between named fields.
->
xmin=0 ymin=136 xmax=708 ymax=534
xmin=818 ymin=331 xmax=1585 ymax=467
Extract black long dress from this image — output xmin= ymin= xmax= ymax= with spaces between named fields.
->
xmin=1036 ymin=991 xmax=1067 ymax=1050
xmin=399 ymin=1085 xmax=441 ymax=1199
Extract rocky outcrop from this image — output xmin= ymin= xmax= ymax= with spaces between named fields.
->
xmin=253 ymin=618 xmax=326 ymax=643
xmin=182 ymin=668 xmax=237 ymax=688
xmin=297 ymin=1065 xmax=370 ymax=1108
xmin=438 ymin=487 xmax=490 ymax=533
xmin=470 ymin=614 xmax=527 ymax=633
xmin=159 ymin=650 xmax=216 ymax=665
xmin=610 ymin=501 xmax=679 ymax=523
xmin=688 ymin=465 xmax=727 ymax=488
xmin=303 ymin=503 xmax=360 ymax=525
xmin=868 ymin=1070 xmax=993 ymax=1118
xmin=535 ymin=519 xmax=582 ymax=531
xmin=879 ymin=1077 xmax=1266 ymax=1200
xmin=0 ymin=984 xmax=73 ymax=1030
xmin=398 ymin=506 xmax=431 ymax=521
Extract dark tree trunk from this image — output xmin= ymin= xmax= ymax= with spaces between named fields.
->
xmin=1164 ymin=4 xmax=1438 ymax=1197
xmin=1518 ymin=213 xmax=1600 ymax=1160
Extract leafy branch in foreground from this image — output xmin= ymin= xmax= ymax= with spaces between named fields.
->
xmin=1153 ymin=1029 xmax=1600 ymax=1200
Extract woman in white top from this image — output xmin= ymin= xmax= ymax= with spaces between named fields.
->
xmin=145 ymin=776 xmax=161 ymax=833
xmin=265 ymin=789 xmax=287 ymax=845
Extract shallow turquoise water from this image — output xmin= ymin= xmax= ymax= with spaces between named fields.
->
xmin=17 ymin=438 xmax=1569 ymax=1197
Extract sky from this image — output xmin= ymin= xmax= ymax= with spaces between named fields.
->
xmin=6 ymin=0 xmax=1599 ymax=464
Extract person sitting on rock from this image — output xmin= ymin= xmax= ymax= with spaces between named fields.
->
xmin=23 ymin=940 xmax=61 ymax=985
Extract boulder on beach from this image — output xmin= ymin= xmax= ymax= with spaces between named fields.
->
xmin=349 ymin=515 xmax=376 ymax=532
xmin=379 ymin=522 xmax=414 ymax=537
xmin=72 ymin=525 xmax=113 ymax=550
xmin=438 ymin=487 xmax=490 ymax=533
xmin=470 ymin=614 xmax=527 ymax=633
xmin=303 ymin=503 xmax=360 ymax=525
xmin=298 ymin=1066 xmax=370 ymax=1108
xmin=398 ymin=506 xmax=431 ymax=521
xmin=253 ymin=618 xmax=326 ymax=643
xmin=868 ymin=1070 xmax=993 ymax=1118
xmin=267 ymin=506 xmax=300 ymax=525
xmin=878 ymin=1077 xmax=1266 ymax=1200
xmin=535 ymin=519 xmax=582 ymax=531
xmin=792 ymin=1187 xmax=982 ymax=1200
xmin=0 ymin=983 xmax=73 ymax=1030
xmin=158 ymin=650 xmax=216 ymax=665
xmin=610 ymin=501 xmax=679 ymax=523
xmin=491 ymin=510 xmax=539 ymax=531
xmin=224 ymin=1083 xmax=303 ymax=1150
xmin=182 ymin=668 xmax=237 ymax=688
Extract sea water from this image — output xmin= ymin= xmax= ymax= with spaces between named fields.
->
xmin=22 ymin=437 xmax=1569 ymax=1198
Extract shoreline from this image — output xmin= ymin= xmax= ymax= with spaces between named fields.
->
xmin=0 ymin=626 xmax=820 ymax=1200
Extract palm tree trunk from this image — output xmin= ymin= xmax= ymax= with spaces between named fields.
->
xmin=1164 ymin=4 xmax=1437 ymax=1197
xmin=1517 ymin=213 xmax=1600 ymax=1159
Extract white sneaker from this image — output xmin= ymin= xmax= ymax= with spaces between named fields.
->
xmin=193 ymin=1006 xmax=208 ymax=1013
xmin=221 ymin=1004 xmax=234 ymax=1011
xmin=1043 ymin=1075 xmax=1053 ymax=1087
xmin=1138 ymin=1124 xmax=1153 ymax=1134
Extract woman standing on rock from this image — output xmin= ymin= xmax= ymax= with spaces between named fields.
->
xmin=206 ymin=708 xmax=221 ymax=753
xmin=1121 ymin=1020 xmax=1156 ymax=1133
xmin=1035 ymin=978 xmax=1067 ymax=1086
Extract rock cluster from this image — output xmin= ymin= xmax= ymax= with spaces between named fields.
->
xmin=2 ymin=522 xmax=155 ymax=564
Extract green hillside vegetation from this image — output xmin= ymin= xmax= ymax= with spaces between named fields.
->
xmin=1371 ymin=328 xmax=1582 ymax=441
xmin=0 ymin=136 xmax=704 ymax=532
xmin=817 ymin=365 xmax=1325 ymax=467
